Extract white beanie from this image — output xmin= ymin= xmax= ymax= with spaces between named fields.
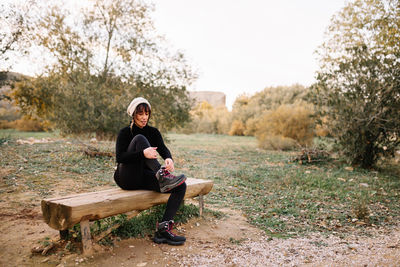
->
xmin=127 ymin=97 xmax=151 ymax=117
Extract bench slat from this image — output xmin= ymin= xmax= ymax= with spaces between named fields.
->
xmin=41 ymin=178 xmax=213 ymax=230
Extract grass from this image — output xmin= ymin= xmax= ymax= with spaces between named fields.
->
xmin=1 ymin=130 xmax=399 ymax=239
xmin=168 ymin=133 xmax=400 ymax=237
xmin=0 ymin=129 xmax=59 ymax=139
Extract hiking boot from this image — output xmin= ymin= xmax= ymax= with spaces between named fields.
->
xmin=153 ymin=220 xmax=186 ymax=245
xmin=156 ymin=167 xmax=186 ymax=193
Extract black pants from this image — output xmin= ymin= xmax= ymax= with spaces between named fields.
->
xmin=114 ymin=134 xmax=186 ymax=221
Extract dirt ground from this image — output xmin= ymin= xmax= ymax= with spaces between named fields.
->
xmin=1 ymin=199 xmax=400 ymax=267
xmin=1 ymin=148 xmax=400 ymax=267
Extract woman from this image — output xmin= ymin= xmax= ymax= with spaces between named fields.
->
xmin=114 ymin=97 xmax=187 ymax=245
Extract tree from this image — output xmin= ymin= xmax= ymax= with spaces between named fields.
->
xmin=11 ymin=0 xmax=196 ymax=136
xmin=0 ymin=1 xmax=34 ymax=74
xmin=312 ymin=0 xmax=400 ymax=168
xmin=0 ymin=3 xmax=24 ymax=71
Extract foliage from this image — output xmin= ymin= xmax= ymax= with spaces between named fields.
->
xmin=228 ymin=120 xmax=245 ymax=136
xmin=178 ymin=101 xmax=232 ymax=134
xmin=255 ymin=102 xmax=315 ymax=150
xmin=0 ymin=120 xmax=11 ymax=129
xmin=311 ymin=0 xmax=400 ymax=168
xmin=0 ymin=3 xmax=27 ymax=71
xmin=10 ymin=0 xmax=196 ymax=137
xmin=0 ymin=116 xmax=46 ymax=132
xmin=314 ymin=116 xmax=330 ymax=137
xmin=0 ymin=72 xmax=25 ymax=124
xmin=256 ymin=135 xmax=298 ymax=151
xmin=230 ymin=84 xmax=310 ymax=136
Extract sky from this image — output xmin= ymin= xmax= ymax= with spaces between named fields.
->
xmin=151 ymin=0 xmax=348 ymax=109
xmin=6 ymin=0 xmax=349 ymax=110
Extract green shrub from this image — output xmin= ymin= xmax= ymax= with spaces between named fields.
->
xmin=311 ymin=0 xmax=400 ymax=168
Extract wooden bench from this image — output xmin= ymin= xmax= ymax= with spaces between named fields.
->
xmin=41 ymin=178 xmax=213 ymax=254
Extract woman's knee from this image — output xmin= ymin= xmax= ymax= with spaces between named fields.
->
xmin=129 ymin=134 xmax=150 ymax=151
xmin=132 ymin=134 xmax=149 ymax=144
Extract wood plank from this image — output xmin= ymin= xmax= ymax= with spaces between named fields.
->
xmin=45 ymin=178 xmax=210 ymax=206
xmin=41 ymin=178 xmax=213 ymax=230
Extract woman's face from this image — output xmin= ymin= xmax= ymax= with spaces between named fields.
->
xmin=134 ymin=111 xmax=149 ymax=128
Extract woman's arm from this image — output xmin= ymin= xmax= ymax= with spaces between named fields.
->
xmin=115 ymin=128 xmax=145 ymax=163
xmin=152 ymin=128 xmax=175 ymax=171
xmin=153 ymin=128 xmax=172 ymax=160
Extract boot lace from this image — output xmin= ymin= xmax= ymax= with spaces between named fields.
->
xmin=163 ymin=169 xmax=175 ymax=179
xmin=167 ymin=220 xmax=176 ymax=237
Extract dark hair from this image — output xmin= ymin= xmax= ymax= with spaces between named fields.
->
xmin=130 ymin=103 xmax=151 ymax=130
xmin=134 ymin=103 xmax=151 ymax=117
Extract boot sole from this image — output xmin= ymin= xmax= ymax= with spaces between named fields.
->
xmin=160 ymin=176 xmax=187 ymax=193
xmin=153 ymin=236 xmax=185 ymax=246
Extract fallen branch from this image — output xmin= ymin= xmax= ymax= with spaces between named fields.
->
xmin=83 ymin=149 xmax=115 ymax=158
xmin=81 ymin=145 xmax=115 ymax=157
xmin=31 ymin=242 xmax=56 ymax=256
xmin=291 ymin=148 xmax=331 ymax=164
xmin=42 ymin=242 xmax=56 ymax=255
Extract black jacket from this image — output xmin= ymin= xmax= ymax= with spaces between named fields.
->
xmin=115 ymin=124 xmax=172 ymax=164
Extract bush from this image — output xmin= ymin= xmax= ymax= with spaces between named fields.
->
xmin=0 ymin=120 xmax=12 ymax=129
xmin=179 ymin=101 xmax=232 ymax=134
xmin=229 ymin=85 xmax=311 ymax=136
xmin=244 ymin=117 xmax=260 ymax=136
xmin=13 ymin=117 xmax=46 ymax=132
xmin=229 ymin=120 xmax=245 ymax=136
xmin=257 ymin=135 xmax=298 ymax=151
xmin=314 ymin=116 xmax=330 ymax=137
xmin=255 ymin=102 xmax=315 ymax=149
xmin=0 ymin=117 xmax=46 ymax=131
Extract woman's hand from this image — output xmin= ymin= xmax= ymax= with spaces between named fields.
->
xmin=165 ymin=158 xmax=174 ymax=172
xmin=143 ymin=147 xmax=158 ymax=159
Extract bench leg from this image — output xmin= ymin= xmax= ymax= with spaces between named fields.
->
xmin=80 ymin=220 xmax=93 ymax=255
xmin=199 ymin=194 xmax=204 ymax=216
